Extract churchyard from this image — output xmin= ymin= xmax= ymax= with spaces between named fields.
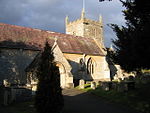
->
xmin=0 ymin=101 xmax=36 ymax=113
xmin=1 ymin=73 xmax=149 ymax=113
xmin=77 ymin=75 xmax=150 ymax=113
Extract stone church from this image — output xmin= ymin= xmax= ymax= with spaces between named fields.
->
xmin=0 ymin=9 xmax=110 ymax=89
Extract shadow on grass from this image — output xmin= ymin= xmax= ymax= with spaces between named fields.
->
xmin=80 ymin=83 xmax=150 ymax=113
xmin=62 ymin=88 xmax=138 ymax=113
xmin=0 ymin=100 xmax=36 ymax=113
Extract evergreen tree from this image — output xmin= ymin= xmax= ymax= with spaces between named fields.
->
xmin=35 ymin=42 xmax=64 ymax=113
xmin=110 ymin=0 xmax=150 ymax=72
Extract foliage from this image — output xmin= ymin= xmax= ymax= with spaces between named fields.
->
xmin=35 ymin=42 xmax=64 ymax=113
xmin=110 ymin=0 xmax=150 ymax=72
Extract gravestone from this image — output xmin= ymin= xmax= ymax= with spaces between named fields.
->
xmin=95 ymin=81 xmax=100 ymax=87
xmin=79 ymin=79 xmax=85 ymax=89
xmin=117 ymin=82 xmax=129 ymax=92
xmin=98 ymin=81 xmax=102 ymax=87
xmin=91 ymin=82 xmax=96 ymax=89
xmin=101 ymin=82 xmax=112 ymax=91
xmin=3 ymin=90 xmax=8 ymax=106
xmin=3 ymin=79 xmax=10 ymax=87
xmin=11 ymin=88 xmax=16 ymax=102
xmin=3 ymin=88 xmax=11 ymax=106
xmin=126 ymin=81 xmax=135 ymax=90
xmin=111 ymin=82 xmax=118 ymax=90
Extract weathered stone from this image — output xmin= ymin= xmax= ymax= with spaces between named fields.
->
xmin=126 ymin=81 xmax=135 ymax=90
xmin=0 ymin=49 xmax=38 ymax=84
xmin=3 ymin=87 xmax=11 ymax=106
xmin=66 ymin=83 xmax=74 ymax=89
xmin=97 ymin=81 xmax=102 ymax=87
xmin=101 ymin=82 xmax=112 ymax=91
xmin=3 ymin=79 xmax=10 ymax=87
xmin=117 ymin=83 xmax=125 ymax=92
xmin=91 ymin=82 xmax=96 ymax=90
xmin=79 ymin=79 xmax=85 ymax=89
xmin=111 ymin=82 xmax=118 ymax=90
xmin=11 ymin=88 xmax=16 ymax=102
xmin=66 ymin=15 xmax=103 ymax=46
xmin=3 ymin=90 xmax=8 ymax=106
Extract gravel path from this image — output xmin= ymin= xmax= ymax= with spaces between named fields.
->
xmin=62 ymin=88 xmax=138 ymax=113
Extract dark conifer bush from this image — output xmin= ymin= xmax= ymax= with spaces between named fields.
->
xmin=35 ymin=42 xmax=64 ymax=113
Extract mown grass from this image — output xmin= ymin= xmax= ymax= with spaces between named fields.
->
xmin=77 ymin=83 xmax=150 ymax=113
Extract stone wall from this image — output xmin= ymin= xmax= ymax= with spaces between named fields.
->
xmin=63 ymin=53 xmax=110 ymax=81
xmin=66 ymin=19 xmax=84 ymax=36
xmin=0 ymin=85 xmax=32 ymax=106
xmin=66 ymin=18 xmax=103 ymax=46
xmin=53 ymin=44 xmax=74 ymax=88
xmin=0 ymin=48 xmax=39 ymax=84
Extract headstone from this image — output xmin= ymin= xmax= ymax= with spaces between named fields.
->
xmin=98 ymin=81 xmax=102 ymax=87
xmin=3 ymin=79 xmax=10 ymax=87
xmin=3 ymin=90 xmax=8 ymax=106
xmin=126 ymin=81 xmax=135 ymax=90
xmin=95 ymin=81 xmax=100 ymax=87
xmin=101 ymin=82 xmax=112 ymax=91
xmin=79 ymin=79 xmax=85 ymax=89
xmin=103 ymin=82 xmax=109 ymax=91
xmin=128 ymin=76 xmax=134 ymax=81
xmin=11 ymin=88 xmax=16 ymax=102
xmin=111 ymin=82 xmax=118 ymax=90
xmin=91 ymin=82 xmax=96 ymax=89
xmin=117 ymin=82 xmax=126 ymax=92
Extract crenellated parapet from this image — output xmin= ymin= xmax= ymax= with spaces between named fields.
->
xmin=65 ymin=8 xmax=104 ymax=48
xmin=66 ymin=17 xmax=102 ymax=27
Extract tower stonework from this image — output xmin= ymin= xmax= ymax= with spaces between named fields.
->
xmin=65 ymin=9 xmax=104 ymax=47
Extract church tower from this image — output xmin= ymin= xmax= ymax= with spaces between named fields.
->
xmin=65 ymin=8 xmax=104 ymax=47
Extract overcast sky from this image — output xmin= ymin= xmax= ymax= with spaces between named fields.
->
xmin=0 ymin=0 xmax=125 ymax=47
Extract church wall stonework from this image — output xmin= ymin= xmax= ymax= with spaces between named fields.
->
xmin=66 ymin=19 xmax=84 ymax=36
xmin=66 ymin=17 xmax=103 ymax=46
xmin=85 ymin=55 xmax=110 ymax=81
xmin=63 ymin=53 xmax=110 ymax=81
xmin=53 ymin=44 xmax=74 ymax=88
xmin=63 ymin=53 xmax=84 ymax=79
xmin=0 ymin=48 xmax=39 ymax=84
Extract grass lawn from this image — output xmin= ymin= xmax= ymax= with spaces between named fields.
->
xmin=0 ymin=101 xmax=36 ymax=113
xmin=77 ymin=83 xmax=150 ymax=113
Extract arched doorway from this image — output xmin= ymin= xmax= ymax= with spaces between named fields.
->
xmin=56 ymin=62 xmax=66 ymax=88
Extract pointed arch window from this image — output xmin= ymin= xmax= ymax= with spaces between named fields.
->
xmin=87 ymin=58 xmax=95 ymax=75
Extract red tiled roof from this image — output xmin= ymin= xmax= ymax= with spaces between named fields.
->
xmin=0 ymin=23 xmax=104 ymax=55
